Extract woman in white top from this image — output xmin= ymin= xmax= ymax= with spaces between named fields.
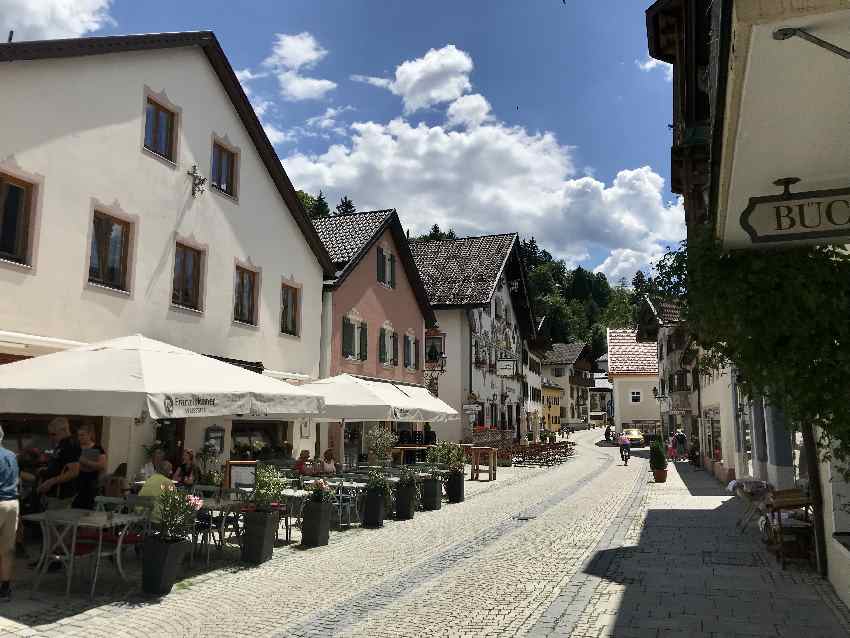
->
xmin=321 ymin=449 xmax=337 ymax=474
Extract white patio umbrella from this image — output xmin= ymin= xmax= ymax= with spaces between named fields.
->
xmin=0 ymin=334 xmax=322 ymax=419
xmin=302 ymin=373 xmax=459 ymax=423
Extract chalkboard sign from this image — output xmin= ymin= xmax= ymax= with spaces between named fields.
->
xmin=225 ymin=460 xmax=256 ymax=489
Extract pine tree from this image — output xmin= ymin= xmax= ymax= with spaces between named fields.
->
xmin=310 ymin=191 xmax=330 ymax=219
xmin=335 ymin=196 xmax=356 ymax=216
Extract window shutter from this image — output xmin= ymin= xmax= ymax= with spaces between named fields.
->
xmin=414 ymin=339 xmax=420 ymax=370
xmin=379 ymin=328 xmax=387 ymax=363
xmin=388 ymin=254 xmax=396 ymax=288
xmin=377 ymin=247 xmax=385 ymax=283
xmin=359 ymin=323 xmax=368 ymax=361
xmin=403 ymin=335 xmax=411 ymax=368
xmin=392 ymin=332 xmax=399 ymax=366
xmin=342 ymin=317 xmax=353 ymax=357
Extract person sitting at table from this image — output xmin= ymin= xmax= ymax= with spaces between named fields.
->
xmin=0 ymin=426 xmax=19 ymax=602
xmin=294 ymin=450 xmax=312 ymax=475
xmin=172 ymin=449 xmax=197 ymax=487
xmin=321 ymin=449 xmax=337 ymax=474
xmin=70 ymin=424 xmax=107 ymax=510
xmin=103 ymin=463 xmax=130 ymax=498
xmin=140 ymin=448 xmax=165 ymax=481
xmin=139 ymin=460 xmax=173 ymax=523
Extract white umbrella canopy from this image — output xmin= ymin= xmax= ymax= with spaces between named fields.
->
xmin=0 ymin=334 xmax=323 ymax=419
xmin=303 ymin=373 xmax=459 ymax=423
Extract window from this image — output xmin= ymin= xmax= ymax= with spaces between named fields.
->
xmin=144 ymin=98 xmax=176 ymax=161
xmin=342 ymin=317 xmax=367 ymax=361
xmin=553 ymin=367 xmax=565 ymax=377
xmin=89 ymin=212 xmax=130 ymax=291
xmin=631 ymin=391 xmax=641 ymax=403
xmin=426 ymin=336 xmax=443 ymax=363
xmin=172 ymin=243 xmax=203 ymax=310
xmin=234 ymin=266 xmax=257 ymax=325
xmin=0 ymin=173 xmax=33 ymax=264
xmin=211 ymin=142 xmax=237 ymax=197
xmin=280 ymin=284 xmax=299 ymax=336
xmin=376 ymin=246 xmax=396 ymax=288
xmin=378 ymin=327 xmax=398 ymax=366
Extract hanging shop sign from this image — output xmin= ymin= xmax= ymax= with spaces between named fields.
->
xmin=462 ymin=404 xmax=482 ymax=413
xmin=496 ymin=359 xmax=516 ymax=376
xmin=739 ymin=177 xmax=850 ymax=247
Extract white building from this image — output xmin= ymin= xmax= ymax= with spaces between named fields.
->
xmin=606 ymin=329 xmax=660 ymax=434
xmin=522 ymin=346 xmax=543 ymax=441
xmin=411 ymin=234 xmax=536 ymax=443
xmin=0 ymin=32 xmax=334 ymax=474
xmin=541 ymin=343 xmax=594 ymax=426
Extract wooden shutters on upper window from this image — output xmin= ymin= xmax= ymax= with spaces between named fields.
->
xmin=172 ymin=243 xmax=202 ymax=309
xmin=234 ymin=266 xmax=257 ymax=325
xmin=378 ymin=327 xmax=387 ymax=363
xmin=377 ymin=246 xmax=386 ymax=283
xmin=211 ymin=143 xmax=237 ymax=197
xmin=388 ymin=254 xmax=396 ymax=288
xmin=342 ymin=317 xmax=355 ymax=358
xmin=0 ymin=174 xmax=32 ymax=264
xmin=359 ymin=323 xmax=368 ymax=361
xmin=391 ymin=332 xmax=399 ymax=367
xmin=414 ymin=338 xmax=420 ymax=370
xmin=376 ymin=247 xmax=395 ymax=288
xmin=89 ymin=212 xmax=130 ymax=291
xmin=280 ymin=284 xmax=299 ymax=336
xmin=403 ymin=335 xmax=411 ymax=368
xmin=144 ymin=98 xmax=175 ymax=161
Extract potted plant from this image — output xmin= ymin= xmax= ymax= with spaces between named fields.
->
xmin=363 ymin=471 xmax=391 ymax=528
xmin=650 ymin=439 xmax=668 ymax=483
xmin=366 ymin=425 xmax=398 ymax=467
xmin=430 ymin=441 xmax=465 ymax=504
xmin=301 ymin=479 xmax=333 ymax=547
xmin=241 ymin=464 xmax=283 ymax=564
xmin=142 ymin=486 xmax=203 ymax=596
xmin=394 ymin=466 xmax=418 ymax=520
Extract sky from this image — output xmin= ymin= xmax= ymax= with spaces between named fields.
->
xmin=0 ymin=0 xmax=682 ymax=283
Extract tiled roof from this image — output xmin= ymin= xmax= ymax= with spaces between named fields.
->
xmin=543 ymin=342 xmax=588 ymax=365
xmin=312 ymin=210 xmax=395 ymax=267
xmin=409 ymin=234 xmax=517 ymax=306
xmin=541 ymin=377 xmax=564 ymax=390
xmin=607 ymin=329 xmax=658 ymax=375
xmin=652 ymin=297 xmax=685 ymax=325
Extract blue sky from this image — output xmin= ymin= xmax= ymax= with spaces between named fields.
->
xmin=0 ymin=0 xmax=682 ymax=282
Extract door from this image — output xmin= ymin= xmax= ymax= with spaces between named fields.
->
xmin=155 ymin=419 xmax=186 ymax=467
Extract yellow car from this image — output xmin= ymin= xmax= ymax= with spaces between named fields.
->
xmin=623 ymin=428 xmax=645 ymax=447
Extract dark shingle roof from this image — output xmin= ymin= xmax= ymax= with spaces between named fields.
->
xmin=312 ymin=210 xmax=395 ymax=267
xmin=543 ymin=342 xmax=588 ymax=365
xmin=409 ymin=234 xmax=517 ymax=306
xmin=607 ymin=329 xmax=658 ymax=375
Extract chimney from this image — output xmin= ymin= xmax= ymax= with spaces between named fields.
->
xmin=7 ymin=31 xmax=13 ymax=43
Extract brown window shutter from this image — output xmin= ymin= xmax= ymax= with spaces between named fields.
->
xmin=377 ymin=246 xmax=385 ymax=283
xmin=392 ymin=332 xmax=399 ymax=366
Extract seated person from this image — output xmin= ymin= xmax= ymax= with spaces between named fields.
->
xmin=139 ymin=460 xmax=173 ymax=523
xmin=103 ymin=462 xmax=130 ymax=497
xmin=140 ymin=449 xmax=165 ymax=480
xmin=293 ymin=450 xmax=312 ymax=475
xmin=321 ymin=449 xmax=337 ymax=474
xmin=172 ymin=450 xmax=197 ymax=487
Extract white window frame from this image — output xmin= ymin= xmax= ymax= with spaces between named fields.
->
xmin=380 ymin=321 xmax=395 ymax=367
xmin=344 ymin=310 xmax=366 ymax=362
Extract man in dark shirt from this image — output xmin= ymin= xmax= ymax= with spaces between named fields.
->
xmin=0 ymin=425 xmax=19 ymax=601
xmin=37 ymin=417 xmax=80 ymax=508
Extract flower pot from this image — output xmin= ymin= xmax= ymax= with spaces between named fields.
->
xmin=446 ymin=472 xmax=465 ymax=503
xmin=394 ymin=483 xmax=416 ymax=520
xmin=241 ymin=510 xmax=279 ymax=564
xmin=421 ymin=478 xmax=442 ymax=511
xmin=363 ymin=489 xmax=385 ymax=528
xmin=301 ymin=501 xmax=332 ymax=547
xmin=652 ymin=469 xmax=668 ymax=483
xmin=142 ymin=537 xmax=188 ymax=596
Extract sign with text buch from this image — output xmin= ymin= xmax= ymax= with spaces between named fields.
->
xmin=496 ymin=359 xmax=516 ymax=377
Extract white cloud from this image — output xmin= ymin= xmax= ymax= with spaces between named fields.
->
xmin=635 ymin=56 xmax=673 ymax=82
xmin=0 ymin=0 xmax=114 ymax=41
xmin=446 ymin=94 xmax=492 ymax=129
xmin=305 ymin=106 xmax=354 ymax=135
xmin=261 ymin=32 xmax=336 ymax=101
xmin=352 ymin=44 xmax=473 ymax=113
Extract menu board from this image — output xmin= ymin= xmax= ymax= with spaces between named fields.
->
xmin=226 ymin=460 xmax=257 ymax=489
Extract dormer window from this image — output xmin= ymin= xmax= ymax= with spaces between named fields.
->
xmin=377 ymin=246 xmax=396 ymax=288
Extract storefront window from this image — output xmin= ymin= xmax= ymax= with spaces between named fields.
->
xmin=231 ymin=420 xmax=290 ymax=460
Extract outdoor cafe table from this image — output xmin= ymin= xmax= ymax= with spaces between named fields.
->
xmin=24 ymin=509 xmax=144 ymax=597
xmin=197 ymin=497 xmax=246 ymax=564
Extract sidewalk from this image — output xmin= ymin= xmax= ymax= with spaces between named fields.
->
xmin=532 ymin=459 xmax=850 ymax=638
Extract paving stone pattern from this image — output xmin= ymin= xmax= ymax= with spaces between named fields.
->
xmin=1 ymin=430 xmax=847 ymax=637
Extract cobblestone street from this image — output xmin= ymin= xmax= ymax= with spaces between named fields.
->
xmin=1 ymin=429 xmax=848 ymax=637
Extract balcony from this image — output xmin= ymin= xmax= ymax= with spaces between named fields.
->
xmin=569 ymin=374 xmax=594 ymax=388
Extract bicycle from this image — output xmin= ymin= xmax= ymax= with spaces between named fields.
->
xmin=620 ymin=444 xmax=631 ymax=466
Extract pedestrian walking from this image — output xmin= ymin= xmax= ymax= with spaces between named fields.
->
xmin=667 ymin=433 xmax=676 ymax=461
xmin=0 ymin=426 xmax=19 ymax=602
xmin=675 ymin=429 xmax=688 ymax=461
xmin=604 ymin=425 xmax=612 ymax=444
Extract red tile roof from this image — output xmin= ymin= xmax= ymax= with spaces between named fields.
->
xmin=607 ymin=329 xmax=658 ymax=375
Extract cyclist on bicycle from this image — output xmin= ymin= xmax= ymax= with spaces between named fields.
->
xmin=617 ymin=432 xmax=631 ymax=465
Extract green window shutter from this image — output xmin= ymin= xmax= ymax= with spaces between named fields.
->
xmin=377 ymin=247 xmax=385 ymax=283
xmin=414 ymin=339 xmax=420 ymax=370
xmin=359 ymin=323 xmax=368 ymax=361
xmin=379 ymin=327 xmax=387 ymax=363
xmin=392 ymin=332 xmax=399 ymax=366
xmin=403 ymin=335 xmax=411 ymax=368
xmin=388 ymin=254 xmax=396 ymax=288
xmin=342 ymin=317 xmax=353 ymax=357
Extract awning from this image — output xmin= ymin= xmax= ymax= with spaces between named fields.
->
xmin=301 ymin=374 xmax=459 ymax=423
xmin=0 ymin=334 xmax=323 ymax=419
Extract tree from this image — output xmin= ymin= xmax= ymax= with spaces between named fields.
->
xmin=335 ymin=195 xmax=356 ymax=216
xmin=599 ymin=286 xmax=634 ymax=329
xmin=310 ymin=191 xmax=330 ymax=219
xmin=419 ymin=224 xmax=458 ymax=241
xmin=296 ymin=190 xmax=316 ymax=214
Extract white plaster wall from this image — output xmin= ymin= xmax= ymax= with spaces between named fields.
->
xmin=612 ymin=375 xmax=659 ymax=431
xmin=821 ymin=456 xmax=850 ymax=610
xmin=432 ymin=309 xmax=464 ymax=441
xmin=0 ymin=47 xmax=324 ymax=375
xmin=699 ymin=368 xmax=737 ymax=467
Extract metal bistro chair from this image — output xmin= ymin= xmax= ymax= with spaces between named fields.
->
xmin=335 ymin=484 xmax=359 ymax=528
xmin=191 ymin=485 xmax=225 ymax=562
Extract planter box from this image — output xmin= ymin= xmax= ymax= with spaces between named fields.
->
xmin=421 ymin=478 xmax=442 ymax=511
xmin=241 ymin=510 xmax=278 ymax=564
xmin=301 ymin=501 xmax=332 ymax=547
xmin=363 ymin=489 xmax=385 ymax=528
xmin=652 ymin=468 xmax=668 ymax=483
xmin=394 ymin=483 xmax=416 ymax=520
xmin=446 ymin=472 xmax=465 ymax=503
xmin=142 ymin=537 xmax=188 ymax=596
